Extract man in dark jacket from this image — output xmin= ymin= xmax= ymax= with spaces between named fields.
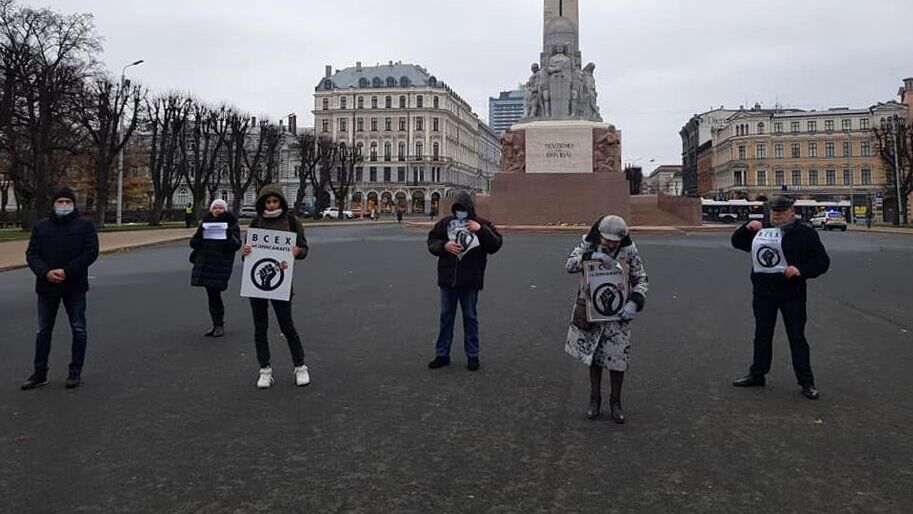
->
xmin=426 ymin=191 xmax=503 ymax=371
xmin=731 ymin=196 xmax=830 ymax=399
xmin=22 ymin=187 xmax=99 ymax=390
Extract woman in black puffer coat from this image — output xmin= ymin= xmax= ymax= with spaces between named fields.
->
xmin=190 ymin=199 xmax=242 ymax=337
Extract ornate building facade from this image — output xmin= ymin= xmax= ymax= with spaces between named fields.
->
xmin=313 ymin=62 xmax=500 ymax=215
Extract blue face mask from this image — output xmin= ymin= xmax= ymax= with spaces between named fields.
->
xmin=455 ymin=210 xmax=469 ymax=221
xmin=54 ymin=206 xmax=75 ymax=217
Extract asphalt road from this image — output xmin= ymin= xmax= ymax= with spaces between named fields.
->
xmin=1 ymin=225 xmax=911 ymax=513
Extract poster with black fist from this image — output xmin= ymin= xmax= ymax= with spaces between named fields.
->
xmin=583 ymin=259 xmax=629 ymax=323
xmin=240 ymin=228 xmax=295 ymax=301
xmin=447 ymin=220 xmax=480 ymax=260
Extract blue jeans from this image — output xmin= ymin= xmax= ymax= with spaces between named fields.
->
xmin=34 ymin=294 xmax=88 ymax=376
xmin=435 ymin=287 xmax=480 ymax=359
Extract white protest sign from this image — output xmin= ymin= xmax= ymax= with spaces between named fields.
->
xmin=583 ymin=259 xmax=629 ymax=323
xmin=752 ymin=228 xmax=787 ymax=274
xmin=447 ymin=220 xmax=480 ymax=260
xmin=240 ymin=228 xmax=295 ymax=301
xmin=202 ymin=222 xmax=228 ymax=240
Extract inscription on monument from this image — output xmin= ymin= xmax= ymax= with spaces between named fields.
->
xmin=525 ymin=123 xmax=593 ymax=173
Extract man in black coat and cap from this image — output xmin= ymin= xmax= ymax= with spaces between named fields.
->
xmin=426 ymin=191 xmax=502 ymax=371
xmin=22 ymin=187 xmax=99 ymax=390
xmin=730 ymin=196 xmax=830 ymax=399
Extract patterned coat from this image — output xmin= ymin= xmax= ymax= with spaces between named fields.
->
xmin=564 ymin=236 xmax=649 ymax=371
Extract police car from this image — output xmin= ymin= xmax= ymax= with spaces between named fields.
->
xmin=809 ymin=211 xmax=847 ymax=231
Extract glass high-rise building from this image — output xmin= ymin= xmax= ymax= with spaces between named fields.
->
xmin=488 ymin=89 xmax=525 ymax=135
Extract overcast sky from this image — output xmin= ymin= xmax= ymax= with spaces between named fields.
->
xmin=21 ymin=0 xmax=913 ymax=169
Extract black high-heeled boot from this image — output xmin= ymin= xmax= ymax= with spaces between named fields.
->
xmin=609 ymin=400 xmax=625 ymax=424
xmin=586 ymin=396 xmax=602 ymax=420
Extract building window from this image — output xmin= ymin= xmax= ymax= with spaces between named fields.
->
xmin=826 ymin=169 xmax=836 ymax=186
xmin=843 ymin=168 xmax=852 ymax=186
xmin=384 ymin=142 xmax=392 ymax=161
xmin=791 ymin=169 xmax=801 ymax=186
xmin=809 ymin=169 xmax=819 ymax=186
xmin=861 ymin=141 xmax=871 ymax=157
xmin=757 ymin=122 xmax=765 ymax=135
xmin=371 ymin=96 xmax=378 ymax=109
xmin=416 ymin=142 xmax=424 ymax=159
xmin=825 ymin=119 xmax=834 ymax=132
xmin=842 ymin=119 xmax=852 ymax=131
xmin=791 ymin=121 xmax=800 ymax=133
xmin=791 ymin=143 xmax=801 ymax=159
xmin=757 ymin=169 xmax=767 ymax=186
xmin=399 ymin=96 xmax=406 ymax=109
xmin=356 ymin=118 xmax=364 ymax=132
xmin=370 ymin=142 xmax=378 ymax=162
xmin=398 ymin=142 xmax=406 ymax=160
xmin=322 ymin=98 xmax=329 ymax=110
xmin=808 ymin=142 xmax=818 ymax=158
xmin=756 ymin=144 xmax=766 ymax=159
xmin=356 ymin=142 xmax=364 ymax=158
xmin=359 ymin=78 xmax=369 ymax=88
xmin=775 ymin=143 xmax=784 ymax=159
xmin=384 ymin=117 xmax=392 ymax=131
xmin=433 ymin=96 xmax=440 ymax=109
xmin=338 ymin=119 xmax=347 ymax=132
xmin=355 ymin=167 xmax=363 ymax=182
xmin=843 ymin=141 xmax=852 ymax=157
xmin=386 ymin=77 xmax=396 ymax=88
xmin=417 ymin=96 xmax=424 ymax=108
xmin=397 ymin=167 xmax=406 ymax=182
xmin=416 ymin=117 xmax=424 ymax=131
xmin=357 ymin=97 xmax=364 ymax=110
xmin=734 ymin=170 xmax=745 ymax=187
xmin=774 ymin=122 xmax=783 ymax=134
xmin=340 ymin=97 xmax=347 ymax=110
xmin=738 ymin=145 xmax=746 ymax=160
xmin=775 ymin=170 xmax=785 ymax=186
xmin=370 ymin=118 xmax=378 ymax=132
xmin=808 ymin=121 xmax=817 ymax=133
xmin=399 ymin=117 xmax=407 ymax=131
xmin=433 ymin=117 xmax=440 ymax=132
xmin=825 ymin=141 xmax=835 ymax=157
xmin=383 ymin=167 xmax=391 ymax=182
xmin=369 ymin=167 xmax=377 ymax=182
xmin=860 ymin=118 xmax=870 ymax=130
xmin=321 ymin=119 xmax=329 ymax=133
xmin=385 ymin=96 xmax=392 ymax=109
xmin=432 ymin=142 xmax=440 ymax=160
xmin=861 ymin=168 xmax=872 ymax=185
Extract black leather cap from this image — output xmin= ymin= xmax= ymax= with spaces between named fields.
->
xmin=768 ymin=195 xmax=795 ymax=211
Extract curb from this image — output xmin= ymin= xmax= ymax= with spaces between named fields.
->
xmin=405 ymin=222 xmax=732 ymax=235
xmin=0 ymin=235 xmax=193 ymax=273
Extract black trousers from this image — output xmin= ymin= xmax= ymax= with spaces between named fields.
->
xmin=750 ymin=294 xmax=815 ymax=386
xmin=206 ymin=287 xmax=224 ymax=327
xmin=249 ymin=298 xmax=304 ymax=368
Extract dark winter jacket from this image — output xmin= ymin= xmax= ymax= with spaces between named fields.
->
xmin=427 ymin=191 xmax=502 ymax=290
xmin=248 ymin=184 xmax=308 ymax=260
xmin=732 ymin=220 xmax=830 ymax=298
xmin=190 ymin=211 xmax=242 ymax=291
xmin=26 ymin=210 xmax=99 ymax=297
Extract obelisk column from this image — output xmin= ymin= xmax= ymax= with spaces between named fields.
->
xmin=543 ymin=0 xmax=579 ymax=45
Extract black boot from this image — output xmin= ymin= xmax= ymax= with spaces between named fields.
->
xmin=21 ymin=372 xmax=48 ymax=391
xmin=65 ymin=372 xmax=82 ymax=389
xmin=428 ymin=356 xmax=451 ymax=369
xmin=732 ymin=374 xmax=766 ymax=387
xmin=801 ymin=384 xmax=820 ymax=400
xmin=586 ymin=396 xmax=601 ymax=420
xmin=211 ymin=326 xmax=225 ymax=338
xmin=610 ymin=400 xmax=625 ymax=424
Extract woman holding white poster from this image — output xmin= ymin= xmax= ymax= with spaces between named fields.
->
xmin=190 ymin=199 xmax=241 ymax=338
xmin=241 ymin=185 xmax=310 ymax=389
xmin=565 ymin=216 xmax=649 ymax=424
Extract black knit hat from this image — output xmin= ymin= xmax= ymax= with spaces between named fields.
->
xmin=52 ymin=187 xmax=77 ymax=203
xmin=768 ymin=195 xmax=795 ymax=212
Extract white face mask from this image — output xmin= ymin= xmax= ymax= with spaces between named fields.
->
xmin=54 ymin=206 xmax=75 ymax=217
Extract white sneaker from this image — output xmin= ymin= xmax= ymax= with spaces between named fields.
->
xmin=257 ymin=367 xmax=275 ymax=389
xmin=294 ymin=365 xmax=311 ymax=387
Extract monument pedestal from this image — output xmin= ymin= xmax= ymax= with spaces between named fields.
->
xmin=472 ymin=173 xmax=630 ymax=226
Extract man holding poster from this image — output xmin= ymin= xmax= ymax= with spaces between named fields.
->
xmin=241 ymin=185 xmax=310 ymax=389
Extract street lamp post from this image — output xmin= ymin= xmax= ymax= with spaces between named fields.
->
xmin=116 ymin=59 xmax=144 ymax=225
xmin=891 ymin=115 xmax=904 ymax=226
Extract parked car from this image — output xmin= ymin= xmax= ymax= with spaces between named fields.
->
xmin=321 ymin=207 xmax=354 ymax=220
xmin=810 ymin=211 xmax=848 ymax=231
xmin=296 ymin=203 xmax=315 ymax=218
xmin=239 ymin=206 xmax=258 ymax=219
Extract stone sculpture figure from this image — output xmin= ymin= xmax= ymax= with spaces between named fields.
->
xmin=593 ymin=126 xmax=620 ymax=173
xmin=500 ymin=131 xmax=526 ymax=173
xmin=582 ymin=63 xmax=601 ymax=121
xmin=525 ymin=63 xmax=543 ymax=119
xmin=547 ymin=44 xmax=574 ymax=118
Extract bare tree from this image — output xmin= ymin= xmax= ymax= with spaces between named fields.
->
xmin=873 ymin=117 xmax=913 ymax=226
xmin=146 ymin=92 xmax=191 ymax=225
xmin=75 ymin=75 xmax=143 ymax=226
xmin=294 ymin=130 xmax=318 ymax=213
xmin=251 ymin=119 xmax=281 ymax=192
xmin=0 ymin=1 xmax=101 ymax=229
xmin=326 ymin=141 xmax=362 ymax=219
xmin=311 ymin=136 xmax=338 ymax=218
xmin=224 ymin=111 xmax=261 ymax=213
xmin=180 ymin=101 xmax=228 ymax=220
